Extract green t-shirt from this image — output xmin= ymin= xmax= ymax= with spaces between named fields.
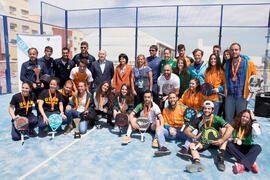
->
xmin=190 ymin=115 xmax=227 ymax=132
xmin=232 ymin=126 xmax=254 ymax=145
xmin=160 ymin=59 xmax=177 ymax=73
xmin=178 ymin=70 xmax=191 ymax=95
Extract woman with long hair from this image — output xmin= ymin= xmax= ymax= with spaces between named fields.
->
xmin=227 ymin=110 xmax=262 ymax=174
xmin=38 ymin=77 xmax=67 ymax=135
xmin=131 ymin=54 xmax=153 ymax=106
xmin=204 ymin=54 xmax=225 ymax=115
xmin=173 ymin=58 xmax=191 ymax=98
xmin=89 ymin=81 xmax=115 ymax=127
xmin=222 ymin=49 xmax=231 ymax=66
xmin=178 ymin=78 xmax=204 ymax=113
xmin=64 ymin=80 xmax=93 ymax=135
xmin=9 ymin=81 xmax=38 ymax=140
xmin=58 ymin=80 xmax=76 ymax=111
xmin=113 ymin=84 xmax=134 ymax=119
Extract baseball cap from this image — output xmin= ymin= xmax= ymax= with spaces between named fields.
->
xmin=203 ymin=100 xmax=214 ymax=108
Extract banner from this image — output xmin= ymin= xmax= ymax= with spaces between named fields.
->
xmin=17 ymin=34 xmax=62 ymax=91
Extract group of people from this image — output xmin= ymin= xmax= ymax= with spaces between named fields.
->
xmin=9 ymin=41 xmax=262 ymax=174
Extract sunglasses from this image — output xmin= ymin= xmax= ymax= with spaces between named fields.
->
xmin=149 ymin=49 xmax=156 ymax=52
xmin=81 ymin=47 xmax=87 ymax=49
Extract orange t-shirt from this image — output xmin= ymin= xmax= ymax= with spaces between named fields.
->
xmin=163 ymin=104 xmax=186 ymax=128
xmin=178 ymin=89 xmax=204 ymax=112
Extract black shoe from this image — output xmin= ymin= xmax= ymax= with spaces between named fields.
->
xmin=177 ymin=147 xmax=191 ymax=160
xmin=215 ymin=154 xmax=226 ymax=171
xmin=29 ymin=128 xmax=37 ymax=137
xmin=154 ymin=146 xmax=171 ymax=157
xmin=107 ymin=120 xmax=114 ymax=127
xmin=38 ymin=127 xmax=49 ymax=137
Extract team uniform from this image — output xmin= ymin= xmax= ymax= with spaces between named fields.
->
xmin=58 ymin=89 xmax=76 ymax=111
xmin=113 ymin=96 xmax=134 ymax=115
xmin=38 ymin=89 xmax=66 ymax=128
xmin=204 ymin=68 xmax=225 ymax=115
xmin=10 ymin=93 xmax=38 ymax=140
xmin=20 ymin=59 xmax=46 ymax=84
xmin=178 ymin=90 xmax=204 ymax=113
xmin=69 ymin=66 xmax=93 ymax=88
xmin=189 ymin=61 xmax=208 ymax=85
xmin=54 ymin=58 xmax=75 ymax=88
xmin=72 ymin=53 xmax=96 ymax=70
xmin=66 ymin=92 xmax=93 ymax=134
xmin=176 ymin=69 xmax=191 ymax=97
xmin=38 ymin=56 xmax=55 ymax=76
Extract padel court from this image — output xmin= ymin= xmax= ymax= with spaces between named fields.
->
xmin=0 ymin=94 xmax=269 ymax=180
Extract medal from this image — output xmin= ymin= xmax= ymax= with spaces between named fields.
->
xmin=99 ymin=95 xmax=104 ymax=111
xmin=49 ymin=89 xmax=57 ymax=111
xmin=144 ymin=103 xmax=151 ymax=118
xmin=21 ymin=93 xmax=30 ymax=114
xmin=237 ymin=139 xmax=242 ymax=145
xmin=231 ymin=57 xmax=241 ymax=82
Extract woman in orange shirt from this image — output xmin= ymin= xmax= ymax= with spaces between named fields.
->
xmin=204 ymin=54 xmax=225 ymax=115
xmin=178 ymin=78 xmax=204 ymax=114
xmin=112 ymin=53 xmax=133 ymax=94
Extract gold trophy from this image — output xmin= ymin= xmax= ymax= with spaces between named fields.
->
xmin=73 ymin=118 xmax=81 ymax=139
xmin=33 ymin=65 xmax=41 ymax=88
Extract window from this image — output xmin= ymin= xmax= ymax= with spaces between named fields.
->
xmin=32 ymin=30 xmax=38 ymax=34
xmin=10 ymin=39 xmax=17 ymax=44
xmin=22 ymin=25 xmax=30 ymax=33
xmin=10 ymin=23 xmax=17 ymax=31
xmin=9 ymin=6 xmax=16 ymax=15
xmin=21 ymin=9 xmax=29 ymax=16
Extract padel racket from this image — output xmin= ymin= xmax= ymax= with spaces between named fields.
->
xmin=136 ymin=117 xmax=150 ymax=142
xmin=193 ymin=127 xmax=220 ymax=150
xmin=115 ymin=113 xmax=129 ymax=137
xmin=247 ymin=75 xmax=264 ymax=101
xmin=48 ymin=114 xmax=63 ymax=139
xmin=181 ymin=107 xmax=197 ymax=132
xmin=201 ymin=83 xmax=224 ymax=97
xmin=13 ymin=116 xmax=29 ymax=145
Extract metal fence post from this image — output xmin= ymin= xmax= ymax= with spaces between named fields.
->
xmin=65 ymin=10 xmax=68 ymax=47
xmin=218 ymin=5 xmax=224 ymax=47
xmin=3 ymin=16 xmax=12 ymax=93
xmin=175 ymin=6 xmax=179 ymax=58
xmin=40 ymin=2 xmax=43 ymax=34
xmin=99 ymin=9 xmax=102 ymax=51
xmin=135 ymin=7 xmax=138 ymax=61
xmin=263 ymin=9 xmax=270 ymax=91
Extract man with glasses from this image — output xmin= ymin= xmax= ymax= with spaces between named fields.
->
xmin=72 ymin=41 xmax=96 ymax=71
xmin=146 ymin=45 xmax=162 ymax=104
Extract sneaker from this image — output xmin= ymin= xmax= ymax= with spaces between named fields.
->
xmin=64 ymin=126 xmax=73 ymax=135
xmin=122 ymin=136 xmax=131 ymax=145
xmin=152 ymin=138 xmax=159 ymax=148
xmin=251 ymin=162 xmax=258 ymax=173
xmin=154 ymin=146 xmax=171 ymax=156
xmin=215 ymin=154 xmax=225 ymax=171
xmin=177 ymin=147 xmax=192 ymax=160
xmin=233 ymin=163 xmax=245 ymax=174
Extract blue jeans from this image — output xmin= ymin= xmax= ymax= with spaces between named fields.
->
xmin=213 ymin=101 xmax=221 ymax=115
xmin=65 ymin=109 xmax=88 ymax=134
xmin=156 ymin=127 xmax=191 ymax=149
xmin=225 ymin=96 xmax=248 ymax=124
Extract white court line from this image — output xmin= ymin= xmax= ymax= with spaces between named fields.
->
xmin=17 ymin=126 xmax=96 ymax=180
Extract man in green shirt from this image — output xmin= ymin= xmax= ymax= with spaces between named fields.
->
xmin=160 ymin=48 xmax=177 ymax=74
xmin=184 ymin=101 xmax=233 ymax=173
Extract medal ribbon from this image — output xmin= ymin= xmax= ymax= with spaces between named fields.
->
xmin=21 ymin=93 xmax=30 ymax=114
xmin=238 ymin=127 xmax=245 ymax=141
xmin=203 ymin=114 xmax=213 ymax=128
xmin=99 ymin=95 xmax=104 ymax=109
xmin=231 ymin=57 xmax=241 ymax=80
xmin=49 ymin=89 xmax=57 ymax=111
xmin=144 ymin=103 xmax=151 ymax=118
xmin=121 ymin=98 xmax=126 ymax=112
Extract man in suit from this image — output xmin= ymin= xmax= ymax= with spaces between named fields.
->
xmin=91 ymin=50 xmax=114 ymax=89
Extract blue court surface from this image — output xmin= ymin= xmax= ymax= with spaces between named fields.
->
xmin=0 ymin=94 xmax=269 ymax=180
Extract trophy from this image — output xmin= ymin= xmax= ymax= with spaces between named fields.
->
xmin=33 ymin=65 xmax=41 ymax=88
xmin=73 ymin=118 xmax=81 ymax=139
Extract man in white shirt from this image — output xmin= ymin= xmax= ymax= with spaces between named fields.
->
xmin=157 ymin=64 xmax=180 ymax=109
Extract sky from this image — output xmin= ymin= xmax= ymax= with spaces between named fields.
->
xmin=28 ymin=0 xmax=270 ymax=60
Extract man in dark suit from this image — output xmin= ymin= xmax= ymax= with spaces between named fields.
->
xmin=91 ymin=50 xmax=114 ymax=89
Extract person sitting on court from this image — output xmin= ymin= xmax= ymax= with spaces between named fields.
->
xmin=65 ymin=81 xmax=93 ymax=135
xmin=154 ymin=92 xmax=190 ymax=156
xmin=113 ymin=84 xmax=134 ymax=120
xmin=9 ymin=81 xmax=38 ymax=140
xmin=58 ymin=80 xmax=76 ymax=111
xmin=178 ymin=78 xmax=204 ymax=114
xmin=157 ymin=64 xmax=180 ymax=110
xmin=38 ymin=77 xmax=67 ymax=136
xmin=204 ymin=54 xmax=225 ymax=115
xmin=227 ymin=109 xmax=262 ymax=174
xmin=122 ymin=90 xmax=164 ymax=146
xmin=88 ymin=81 xmax=115 ymax=127
xmin=69 ymin=58 xmax=93 ymax=91
xmin=185 ymin=101 xmax=233 ymax=173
